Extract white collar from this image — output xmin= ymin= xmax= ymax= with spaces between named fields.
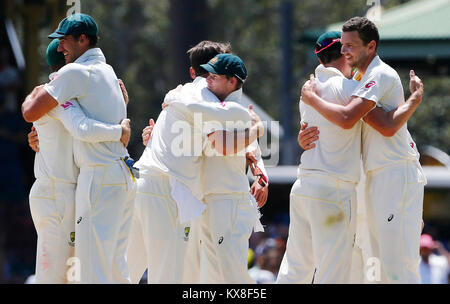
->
xmin=223 ymin=88 xmax=242 ymax=103
xmin=74 ymin=48 xmax=106 ymax=64
xmin=315 ymin=64 xmax=346 ymax=80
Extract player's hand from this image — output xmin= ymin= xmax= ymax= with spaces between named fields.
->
xmin=409 ymin=70 xmax=423 ymax=104
xmin=118 ymin=79 xmax=129 ymax=106
xmin=251 ymin=179 xmax=268 ymax=208
xmin=298 ymin=122 xmax=319 ymax=150
xmin=120 ymin=118 xmax=131 ymax=147
xmin=246 ymin=150 xmax=258 ymax=167
xmin=142 ymin=118 xmax=155 ymax=146
xmin=248 ymin=104 xmax=264 ymax=138
xmin=28 ymin=126 xmax=39 ymax=152
xmin=301 ymin=74 xmax=318 ymax=105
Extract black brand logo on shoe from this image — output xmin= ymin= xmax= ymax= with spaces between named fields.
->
xmin=388 ymin=214 xmax=394 ymax=222
xmin=77 ymin=217 xmax=82 ymax=224
xmin=218 ymin=236 xmax=224 ymax=244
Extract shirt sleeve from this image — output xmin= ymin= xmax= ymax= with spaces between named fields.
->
xmin=187 ymin=101 xmax=251 ymax=124
xmin=53 ymin=99 xmax=122 ymax=142
xmin=351 ymin=72 xmax=383 ymax=105
xmin=44 ymin=65 xmax=89 ymax=105
xmin=168 ymin=97 xmax=252 ymax=125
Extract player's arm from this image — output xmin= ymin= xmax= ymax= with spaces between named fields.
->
xmin=23 ymin=67 xmax=87 ymax=122
xmin=301 ymin=75 xmax=375 ymax=129
xmin=186 ymin=101 xmax=251 ymax=124
xmin=363 ymin=70 xmax=423 ymax=137
xmin=22 ymin=86 xmax=58 ymax=122
xmin=56 ymin=100 xmax=131 ymax=147
xmin=208 ymin=105 xmax=264 ymax=155
xmin=163 ymin=86 xmax=252 ymax=123
xmin=247 ymin=147 xmax=269 ymax=208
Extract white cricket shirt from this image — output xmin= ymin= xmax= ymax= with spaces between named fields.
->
xmin=44 ymin=48 xmax=128 ymax=167
xmin=34 ymin=72 xmax=123 ymax=183
xmin=135 ymin=77 xmax=251 ymax=199
xmin=299 ymin=64 xmax=361 ymax=183
xmin=201 ymin=88 xmax=256 ymax=196
xmin=352 ymin=56 xmax=420 ymax=172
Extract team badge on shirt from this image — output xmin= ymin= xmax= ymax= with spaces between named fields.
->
xmin=68 ymin=232 xmax=75 ymax=247
xmin=184 ymin=227 xmax=190 ymax=241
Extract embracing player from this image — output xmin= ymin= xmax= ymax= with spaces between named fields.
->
xmin=23 ymin=14 xmax=136 ymax=283
xmin=300 ymin=17 xmax=425 ymax=283
xmin=25 ymin=37 xmax=130 ymax=283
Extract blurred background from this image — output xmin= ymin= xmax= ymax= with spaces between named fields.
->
xmin=0 ymin=0 xmax=449 ymax=283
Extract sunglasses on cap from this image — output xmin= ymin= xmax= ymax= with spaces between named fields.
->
xmin=315 ymin=38 xmax=341 ymax=54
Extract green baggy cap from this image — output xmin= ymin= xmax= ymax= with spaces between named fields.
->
xmin=46 ymin=39 xmax=65 ymax=67
xmin=200 ymin=54 xmax=247 ymax=82
xmin=48 ymin=13 xmax=98 ymax=39
xmin=315 ymin=31 xmax=341 ymax=54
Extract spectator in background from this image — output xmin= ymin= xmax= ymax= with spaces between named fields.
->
xmin=419 ymin=234 xmax=450 ymax=284
xmin=248 ymin=238 xmax=284 ymax=283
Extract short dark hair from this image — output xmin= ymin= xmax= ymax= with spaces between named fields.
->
xmin=187 ymin=41 xmax=232 ymax=77
xmin=72 ymin=33 xmax=98 ymax=47
xmin=342 ymin=17 xmax=379 ymax=50
xmin=51 ymin=61 xmax=66 ymax=73
xmin=315 ymin=40 xmax=342 ymax=64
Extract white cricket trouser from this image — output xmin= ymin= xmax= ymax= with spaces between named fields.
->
xmin=127 ymin=203 xmax=147 ymax=284
xmin=182 ymin=217 xmax=202 ymax=284
xmin=127 ymin=171 xmax=191 ymax=284
xmin=29 ymin=178 xmax=76 ymax=284
xmin=277 ymin=173 xmax=357 ymax=284
xmin=75 ymin=162 xmax=136 ymax=284
xmin=199 ymin=193 xmax=256 ymax=284
xmin=364 ymin=160 xmax=425 ymax=284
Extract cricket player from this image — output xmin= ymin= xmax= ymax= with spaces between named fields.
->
xmin=300 ymin=17 xmax=425 ymax=283
xmin=276 ymin=31 xmax=361 ymax=284
xmin=127 ymin=45 xmax=261 ymax=284
xmin=198 ymin=54 xmax=266 ymax=284
xmin=136 ymin=43 xmax=268 ymax=284
xmin=27 ymin=38 xmax=131 ymax=284
xmin=22 ymin=14 xmax=136 ymax=283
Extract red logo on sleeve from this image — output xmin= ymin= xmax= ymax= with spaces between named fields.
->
xmin=410 ymin=142 xmax=415 ymax=149
xmin=365 ymin=81 xmax=376 ymax=89
xmin=61 ymin=101 xmax=73 ymax=109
